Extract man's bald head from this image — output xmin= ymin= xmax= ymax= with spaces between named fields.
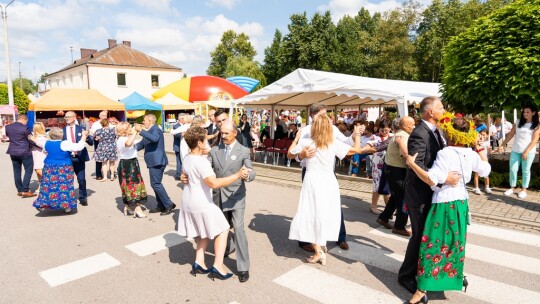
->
xmin=400 ymin=116 xmax=416 ymax=133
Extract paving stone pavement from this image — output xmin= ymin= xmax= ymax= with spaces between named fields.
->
xmin=251 ymin=162 xmax=540 ymax=234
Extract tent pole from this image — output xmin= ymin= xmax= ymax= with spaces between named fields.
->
xmin=305 ymin=106 xmax=309 ymax=126
xmin=270 ymin=105 xmax=275 ymax=139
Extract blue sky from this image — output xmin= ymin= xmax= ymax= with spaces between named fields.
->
xmin=0 ymin=0 xmax=427 ymax=83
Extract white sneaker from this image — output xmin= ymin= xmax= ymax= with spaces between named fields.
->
xmin=518 ymin=191 xmax=527 ymax=199
xmin=485 ymin=187 xmax=492 ymax=194
xmin=472 ymin=188 xmax=481 ymax=195
xmin=503 ymin=189 xmax=514 ymax=196
xmin=65 ymin=208 xmax=72 ymax=213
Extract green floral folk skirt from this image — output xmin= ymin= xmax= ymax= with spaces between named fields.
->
xmin=417 ymin=199 xmax=469 ymax=291
xmin=117 ymin=158 xmax=147 ymax=207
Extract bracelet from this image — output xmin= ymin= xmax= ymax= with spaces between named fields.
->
xmin=476 ymin=148 xmax=485 ymax=152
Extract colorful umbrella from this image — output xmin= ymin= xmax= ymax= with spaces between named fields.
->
xmin=152 ymin=76 xmax=249 ymax=102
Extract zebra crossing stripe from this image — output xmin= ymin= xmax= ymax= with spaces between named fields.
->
xmin=39 ymin=253 xmax=120 ymax=287
xmin=368 ymin=228 xmax=540 ymax=275
xmin=332 ymin=238 xmax=540 ymax=304
xmin=274 ymin=265 xmax=403 ymax=304
xmin=125 ymin=231 xmax=187 ymax=257
xmin=467 ymin=223 xmax=540 ymax=247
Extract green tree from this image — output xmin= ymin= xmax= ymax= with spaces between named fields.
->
xmin=224 ymin=56 xmax=267 ymax=91
xmin=442 ymin=0 xmax=540 ymax=113
xmin=12 ymin=78 xmax=35 ymax=95
xmin=415 ymin=0 xmax=511 ymax=82
xmin=207 ymin=30 xmax=257 ymax=78
xmin=332 ymin=8 xmax=379 ymax=76
xmin=370 ymin=1 xmax=420 ymax=80
xmin=262 ymin=29 xmax=284 ymax=84
xmin=0 ymin=84 xmax=31 ymax=114
xmin=279 ymin=11 xmax=339 ymax=74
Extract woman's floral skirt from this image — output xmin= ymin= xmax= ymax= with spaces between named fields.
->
xmin=33 ymin=163 xmax=77 ymax=210
xmin=417 ymin=199 xmax=469 ymax=291
xmin=117 ymin=158 xmax=147 ymax=207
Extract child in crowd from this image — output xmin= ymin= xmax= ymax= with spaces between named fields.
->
xmin=350 ymin=126 xmax=375 ymax=177
xmin=472 ymin=129 xmax=492 ymax=194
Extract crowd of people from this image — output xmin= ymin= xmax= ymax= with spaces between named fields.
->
xmin=3 ymin=99 xmax=539 ymax=301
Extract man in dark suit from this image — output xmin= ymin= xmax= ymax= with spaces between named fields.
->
xmin=172 ymin=114 xmax=185 ymax=180
xmin=208 ymin=121 xmax=256 ymax=282
xmin=5 ymin=114 xmax=36 ymax=197
xmin=211 ymin=109 xmax=243 ymax=146
xmin=274 ymin=117 xmax=288 ymax=139
xmin=397 ymin=97 xmax=459 ymax=294
xmin=63 ymin=111 xmax=94 ymax=206
xmin=135 ymin=114 xmax=176 ymax=215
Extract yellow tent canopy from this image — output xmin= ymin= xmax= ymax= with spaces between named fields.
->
xmin=155 ymin=93 xmax=199 ymax=110
xmin=29 ymin=88 xmax=125 ymax=111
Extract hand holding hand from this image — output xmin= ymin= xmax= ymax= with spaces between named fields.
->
xmin=353 ymin=124 xmax=365 ymax=137
xmin=82 ymin=130 xmax=90 ymax=137
xmin=497 ymin=146 xmax=504 ymax=154
xmin=238 ymin=165 xmax=250 ymax=179
xmin=134 ymin=124 xmax=143 ymax=132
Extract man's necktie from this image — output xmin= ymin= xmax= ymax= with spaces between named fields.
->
xmin=434 ymin=128 xmax=444 ymax=148
xmin=70 ymin=127 xmax=76 ymax=143
xmin=225 ymin=145 xmax=231 ymax=161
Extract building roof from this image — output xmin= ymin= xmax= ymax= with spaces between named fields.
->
xmin=48 ymin=43 xmax=182 ymax=76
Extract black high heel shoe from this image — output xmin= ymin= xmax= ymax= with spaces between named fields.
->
xmin=463 ymin=276 xmax=468 ymax=292
xmin=191 ymin=263 xmax=209 ymax=277
xmin=209 ymin=266 xmax=233 ymax=281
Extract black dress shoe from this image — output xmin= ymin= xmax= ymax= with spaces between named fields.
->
xmin=160 ymin=203 xmax=176 ymax=216
xmin=398 ymin=278 xmax=417 ymax=294
xmin=79 ymin=199 xmax=88 ymax=206
xmin=238 ymin=271 xmax=249 ymax=283
xmin=149 ymin=207 xmax=165 ymax=213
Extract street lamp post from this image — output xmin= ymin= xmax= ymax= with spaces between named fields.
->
xmin=1 ymin=0 xmax=15 ymax=118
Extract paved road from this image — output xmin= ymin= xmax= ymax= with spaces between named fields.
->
xmin=1 ymin=141 xmax=539 ymax=303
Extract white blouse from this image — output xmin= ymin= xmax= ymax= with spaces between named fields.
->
xmin=428 ymin=147 xmax=491 ymax=204
xmin=116 ymin=137 xmax=139 ymax=159
xmin=512 ymin=122 xmax=534 ymax=153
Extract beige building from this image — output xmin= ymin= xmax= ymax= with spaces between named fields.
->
xmin=42 ymin=39 xmax=183 ymax=101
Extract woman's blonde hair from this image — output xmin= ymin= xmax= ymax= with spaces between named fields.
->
xmin=311 ymin=115 xmax=333 ymax=149
xmin=115 ymin=122 xmax=131 ymax=137
xmin=33 ymin=122 xmax=46 ymax=136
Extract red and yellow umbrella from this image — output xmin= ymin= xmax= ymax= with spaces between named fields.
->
xmin=152 ymin=76 xmax=248 ymax=102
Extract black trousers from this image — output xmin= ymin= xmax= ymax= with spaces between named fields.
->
xmin=378 ymin=164 xmax=408 ymax=230
xmin=94 ymin=140 xmax=103 ymax=179
xmin=298 ymin=167 xmax=347 ymax=247
xmin=10 ymin=155 xmax=34 ymax=193
xmin=398 ymin=203 xmax=431 ymax=282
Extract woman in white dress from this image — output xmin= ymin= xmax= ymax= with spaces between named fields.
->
xmin=287 ymin=115 xmax=362 ymax=265
xmin=30 ymin=122 xmax=48 ymax=185
xmin=177 ymin=126 xmax=249 ymax=280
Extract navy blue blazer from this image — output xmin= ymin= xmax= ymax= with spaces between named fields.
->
xmin=172 ymin=123 xmax=182 ymax=153
xmin=136 ymin=124 xmax=168 ymax=168
xmin=5 ymin=122 xmax=32 ymax=157
xmin=62 ymin=125 xmax=94 ymax=162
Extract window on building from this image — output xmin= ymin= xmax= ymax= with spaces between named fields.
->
xmin=117 ymin=73 xmax=127 ymax=86
xmin=151 ymin=75 xmax=159 ymax=87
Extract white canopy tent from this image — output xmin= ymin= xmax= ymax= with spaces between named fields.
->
xmin=234 ymin=68 xmax=442 ymax=118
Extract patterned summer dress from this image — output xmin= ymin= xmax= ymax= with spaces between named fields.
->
xmin=93 ymin=127 xmax=118 ymax=162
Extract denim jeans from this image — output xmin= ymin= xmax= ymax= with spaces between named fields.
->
xmin=10 ymin=155 xmax=34 ymax=192
xmin=509 ymin=150 xmax=536 ymax=188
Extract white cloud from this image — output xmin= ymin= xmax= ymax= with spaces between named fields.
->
xmin=205 ymin=0 xmax=240 ymax=10
xmin=132 ymin=0 xmax=174 ymax=13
